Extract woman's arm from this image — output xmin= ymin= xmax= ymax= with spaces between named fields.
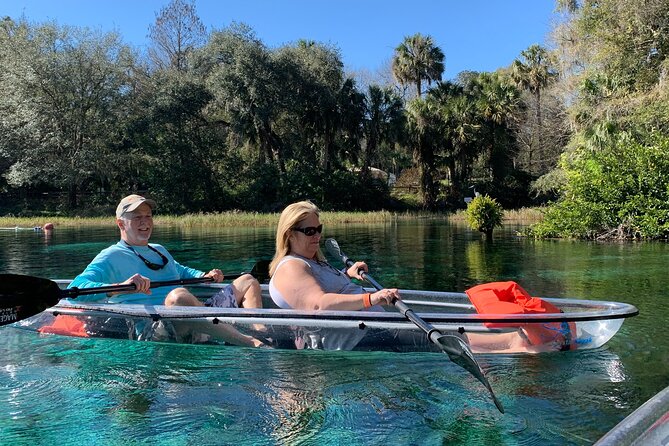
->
xmin=272 ymin=259 xmax=398 ymax=311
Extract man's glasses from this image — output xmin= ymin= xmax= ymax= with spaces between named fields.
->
xmin=292 ymin=224 xmax=323 ymax=236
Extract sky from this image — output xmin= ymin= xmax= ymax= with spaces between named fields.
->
xmin=3 ymin=0 xmax=559 ymax=80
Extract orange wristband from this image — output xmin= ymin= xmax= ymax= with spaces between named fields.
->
xmin=362 ymin=293 xmax=372 ymax=308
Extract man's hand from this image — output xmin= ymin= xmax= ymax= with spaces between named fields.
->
xmin=109 ymin=273 xmax=151 ymax=296
xmin=204 ymin=269 xmax=224 ymax=283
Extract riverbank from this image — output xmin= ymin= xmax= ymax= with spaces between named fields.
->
xmin=0 ymin=207 xmax=544 ymax=228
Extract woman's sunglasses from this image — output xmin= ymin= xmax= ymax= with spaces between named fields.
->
xmin=292 ymin=224 xmax=323 ymax=236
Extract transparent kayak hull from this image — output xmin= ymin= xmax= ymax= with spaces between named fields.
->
xmin=17 ymin=283 xmax=638 ymax=354
xmin=595 ymin=384 xmax=669 ymax=446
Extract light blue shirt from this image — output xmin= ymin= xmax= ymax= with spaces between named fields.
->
xmin=67 ymin=241 xmax=204 ymax=305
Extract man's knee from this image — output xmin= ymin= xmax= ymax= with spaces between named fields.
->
xmin=232 ymin=273 xmax=260 ymax=293
xmin=164 ymin=287 xmax=200 ymax=306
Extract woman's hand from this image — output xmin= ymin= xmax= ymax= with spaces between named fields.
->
xmin=371 ymin=288 xmax=400 ymax=306
xmin=204 ymin=269 xmax=224 ymax=283
xmin=346 ymin=261 xmax=368 ymax=280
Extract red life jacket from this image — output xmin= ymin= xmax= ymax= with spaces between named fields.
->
xmin=465 ymin=281 xmax=577 ymax=351
xmin=37 ymin=315 xmax=89 ymax=338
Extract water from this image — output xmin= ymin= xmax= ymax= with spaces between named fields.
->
xmin=1 ymin=221 xmax=667 ymax=445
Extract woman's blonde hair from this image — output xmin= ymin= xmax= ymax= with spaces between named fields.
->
xmin=269 ymin=200 xmax=326 ymax=276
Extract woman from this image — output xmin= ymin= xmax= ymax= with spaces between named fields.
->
xmin=269 ymin=201 xmax=400 ymax=312
xmin=269 ymin=201 xmax=400 ymax=350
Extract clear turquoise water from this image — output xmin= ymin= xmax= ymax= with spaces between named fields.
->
xmin=1 ymin=221 xmax=667 ymax=445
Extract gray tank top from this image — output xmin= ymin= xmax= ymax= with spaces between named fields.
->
xmin=269 ymin=255 xmax=364 ymax=308
xmin=269 ymin=255 xmax=381 ymax=350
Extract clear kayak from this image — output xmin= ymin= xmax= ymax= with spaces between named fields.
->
xmin=595 ymin=384 xmax=669 ymax=446
xmin=16 ymin=282 xmax=638 ymax=354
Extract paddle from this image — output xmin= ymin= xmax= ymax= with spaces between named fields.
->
xmin=0 ymin=260 xmax=270 ymax=327
xmin=324 ymin=238 xmax=504 ymax=414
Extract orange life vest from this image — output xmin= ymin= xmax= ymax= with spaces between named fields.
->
xmin=465 ymin=281 xmax=577 ymax=351
xmin=37 ymin=315 xmax=90 ymax=338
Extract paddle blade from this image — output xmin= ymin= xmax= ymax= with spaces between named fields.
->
xmin=0 ymin=274 xmax=62 ymax=326
xmin=433 ymin=333 xmax=505 ymax=413
xmin=250 ymin=260 xmax=271 ymax=282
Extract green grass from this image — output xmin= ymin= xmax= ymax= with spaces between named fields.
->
xmin=0 ymin=207 xmax=543 ymax=229
xmin=450 ymin=207 xmax=545 ymax=223
xmin=0 ymin=210 xmax=448 ymax=228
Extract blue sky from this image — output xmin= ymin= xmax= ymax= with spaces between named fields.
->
xmin=4 ymin=0 xmax=558 ymax=80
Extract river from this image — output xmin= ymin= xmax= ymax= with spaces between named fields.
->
xmin=0 ymin=220 xmax=666 ymax=445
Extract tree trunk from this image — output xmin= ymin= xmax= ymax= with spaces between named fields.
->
xmin=68 ymin=182 xmax=78 ymax=209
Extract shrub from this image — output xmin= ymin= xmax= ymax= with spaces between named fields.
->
xmin=465 ymin=195 xmax=504 ymax=237
xmin=529 ymin=131 xmax=669 ymax=239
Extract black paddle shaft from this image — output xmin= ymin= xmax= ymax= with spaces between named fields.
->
xmin=338 ymin=254 xmax=438 ymax=337
xmin=0 ymin=260 xmax=270 ymax=327
xmin=332 ymin=243 xmax=444 ymax=339
xmin=324 ymin=238 xmax=505 ymax=414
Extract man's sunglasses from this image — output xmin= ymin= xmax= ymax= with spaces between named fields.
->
xmin=292 ymin=224 xmax=323 ymax=236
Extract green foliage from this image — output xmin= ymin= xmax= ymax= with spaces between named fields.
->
xmin=477 ymin=170 xmax=535 ymax=209
xmin=465 ymin=195 xmax=504 ymax=235
xmin=0 ymin=15 xmax=538 ymax=218
xmin=277 ymin=161 xmax=392 ymax=211
xmin=511 ymin=44 xmax=557 ymax=96
xmin=392 ymin=33 xmax=445 ymax=98
xmin=573 ymin=0 xmax=669 ymax=94
xmin=531 ymin=169 xmax=567 ymax=200
xmin=530 ymin=131 xmax=669 ymax=239
xmin=530 ymin=0 xmax=669 ymax=240
xmin=224 ymin=162 xmax=281 ymax=212
xmin=0 ymin=19 xmax=135 ymax=207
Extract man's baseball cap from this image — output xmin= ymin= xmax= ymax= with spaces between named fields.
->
xmin=115 ymin=194 xmax=157 ymax=218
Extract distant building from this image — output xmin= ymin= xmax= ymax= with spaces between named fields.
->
xmin=368 ymin=167 xmax=397 ymax=186
xmin=351 ymin=167 xmax=397 ymax=186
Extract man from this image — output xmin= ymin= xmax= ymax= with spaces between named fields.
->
xmin=68 ymin=194 xmax=264 ymax=347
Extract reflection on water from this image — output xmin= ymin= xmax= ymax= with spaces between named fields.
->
xmin=0 ymin=221 xmax=668 ymax=445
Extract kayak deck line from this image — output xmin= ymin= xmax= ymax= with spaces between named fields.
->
xmin=48 ymin=280 xmax=639 ymax=323
xmin=45 ymin=299 xmax=638 ymax=324
xmin=9 ymin=280 xmax=637 ymax=354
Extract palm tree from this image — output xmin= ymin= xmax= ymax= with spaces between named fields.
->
xmin=473 ymin=72 xmax=523 ymax=184
xmin=362 ymin=85 xmax=405 ymax=175
xmin=406 ymin=97 xmax=442 ymax=208
xmin=392 ymin=33 xmax=445 ymax=98
xmin=439 ymin=92 xmax=482 ymax=201
xmin=511 ymin=44 xmax=558 ymax=170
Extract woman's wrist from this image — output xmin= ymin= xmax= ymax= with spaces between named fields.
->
xmin=362 ymin=293 xmax=372 ymax=308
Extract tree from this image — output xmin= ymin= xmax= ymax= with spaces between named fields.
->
xmin=530 ymin=0 xmax=669 ymax=239
xmin=128 ymin=70 xmax=225 ymax=213
xmin=148 ymin=0 xmax=206 ymax=71
xmin=470 ymin=72 xmax=523 ymax=185
xmin=0 ymin=19 xmax=135 ymax=208
xmin=391 ymin=33 xmax=445 ymax=98
xmin=465 ymin=194 xmax=504 ymax=239
xmin=511 ymin=44 xmax=558 ymax=172
xmin=405 ymin=97 xmax=441 ymax=208
xmin=196 ymin=24 xmax=287 ymax=171
xmin=436 ymin=89 xmax=482 ymax=203
xmin=362 ymin=85 xmax=405 ymax=175
xmin=274 ymin=39 xmax=349 ymax=171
